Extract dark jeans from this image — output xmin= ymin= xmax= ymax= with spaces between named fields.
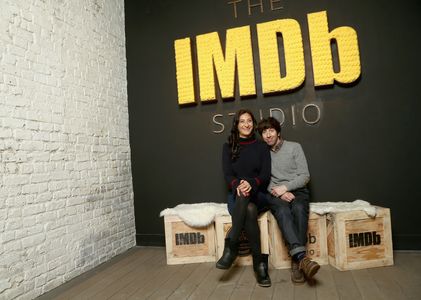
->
xmin=266 ymin=188 xmax=310 ymax=256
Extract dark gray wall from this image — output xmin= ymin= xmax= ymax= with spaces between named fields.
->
xmin=125 ymin=0 xmax=421 ymax=249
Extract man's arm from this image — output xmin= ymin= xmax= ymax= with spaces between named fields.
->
xmin=284 ymin=143 xmax=310 ymax=191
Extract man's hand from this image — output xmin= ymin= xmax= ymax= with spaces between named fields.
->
xmin=270 ymin=185 xmax=288 ymax=197
xmin=280 ymin=192 xmax=295 ymax=202
xmin=237 ymin=180 xmax=251 ymax=197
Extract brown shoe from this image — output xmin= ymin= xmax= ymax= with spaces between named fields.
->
xmin=291 ymin=260 xmax=305 ymax=284
xmin=299 ymin=257 xmax=320 ymax=280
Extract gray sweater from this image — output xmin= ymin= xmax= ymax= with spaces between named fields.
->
xmin=268 ymin=140 xmax=310 ymax=192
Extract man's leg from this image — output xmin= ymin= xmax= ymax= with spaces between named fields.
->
xmin=290 ymin=189 xmax=310 ymax=247
xmin=289 ymin=189 xmax=319 ymax=280
xmin=267 ymin=194 xmax=305 ymax=284
xmin=267 ymin=193 xmax=319 ymax=282
xmin=267 ymin=194 xmax=305 ymax=256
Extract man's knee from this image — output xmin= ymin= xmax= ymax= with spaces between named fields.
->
xmin=291 ymin=199 xmax=309 ymax=217
xmin=270 ymin=203 xmax=291 ymax=221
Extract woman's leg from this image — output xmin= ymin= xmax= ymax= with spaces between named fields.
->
xmin=216 ymin=195 xmax=249 ymax=269
xmin=243 ymin=202 xmax=261 ymax=256
xmin=227 ymin=195 xmax=250 ymax=241
xmin=243 ymin=202 xmax=271 ymax=287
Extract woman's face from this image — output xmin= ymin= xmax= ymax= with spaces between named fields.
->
xmin=238 ymin=113 xmax=254 ymax=138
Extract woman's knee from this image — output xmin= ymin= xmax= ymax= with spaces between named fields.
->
xmin=233 ymin=195 xmax=250 ymax=210
xmin=246 ymin=203 xmax=258 ymax=219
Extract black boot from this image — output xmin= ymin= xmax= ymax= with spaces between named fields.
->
xmin=253 ymin=254 xmax=271 ymax=287
xmin=216 ymin=238 xmax=238 ymax=269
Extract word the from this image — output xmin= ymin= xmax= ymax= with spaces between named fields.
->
xmin=212 ymin=104 xmax=321 ymax=133
xmin=175 ymin=11 xmax=360 ymax=105
xmin=349 ymin=231 xmax=381 ymax=248
xmin=175 ymin=232 xmax=205 ymax=245
xmin=227 ymin=0 xmax=283 ymax=19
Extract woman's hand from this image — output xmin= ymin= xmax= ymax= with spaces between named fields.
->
xmin=237 ymin=180 xmax=251 ymax=197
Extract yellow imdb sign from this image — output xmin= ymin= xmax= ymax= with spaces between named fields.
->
xmin=174 ymin=11 xmax=361 ymax=105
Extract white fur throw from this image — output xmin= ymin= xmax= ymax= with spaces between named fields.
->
xmin=310 ymin=199 xmax=377 ymax=217
xmin=160 ymin=199 xmax=377 ymax=228
xmin=160 ymin=202 xmax=229 ymax=228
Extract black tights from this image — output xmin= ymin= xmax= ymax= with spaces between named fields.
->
xmin=227 ymin=195 xmax=261 ymax=256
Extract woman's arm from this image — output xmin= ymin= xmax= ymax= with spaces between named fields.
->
xmin=244 ymin=143 xmax=271 ymax=192
xmin=222 ymin=143 xmax=239 ymax=191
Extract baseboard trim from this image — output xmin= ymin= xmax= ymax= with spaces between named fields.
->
xmin=393 ymin=234 xmax=421 ymax=250
xmin=135 ymin=233 xmax=421 ymax=250
xmin=136 ymin=234 xmax=165 ymax=246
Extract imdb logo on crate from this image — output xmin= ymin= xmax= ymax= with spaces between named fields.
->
xmin=161 ymin=203 xmax=393 ymax=271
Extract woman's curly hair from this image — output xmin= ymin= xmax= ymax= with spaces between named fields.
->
xmin=228 ymin=109 xmax=257 ymax=160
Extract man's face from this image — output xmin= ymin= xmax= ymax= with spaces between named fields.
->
xmin=262 ymin=128 xmax=279 ymax=147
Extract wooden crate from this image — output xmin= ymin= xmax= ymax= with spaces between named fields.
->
xmin=164 ymin=215 xmax=216 ymax=265
xmin=327 ymin=206 xmax=393 ymax=271
xmin=215 ymin=211 xmax=269 ymax=266
xmin=268 ymin=211 xmax=328 ymax=269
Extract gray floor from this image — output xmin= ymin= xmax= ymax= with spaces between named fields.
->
xmin=37 ymin=247 xmax=421 ymax=299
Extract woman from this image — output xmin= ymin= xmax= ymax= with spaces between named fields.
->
xmin=216 ymin=109 xmax=271 ymax=287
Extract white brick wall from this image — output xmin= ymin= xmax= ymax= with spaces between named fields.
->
xmin=0 ymin=1 xmax=136 ymax=299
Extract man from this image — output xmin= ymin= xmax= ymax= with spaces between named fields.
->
xmin=258 ymin=117 xmax=320 ymax=284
